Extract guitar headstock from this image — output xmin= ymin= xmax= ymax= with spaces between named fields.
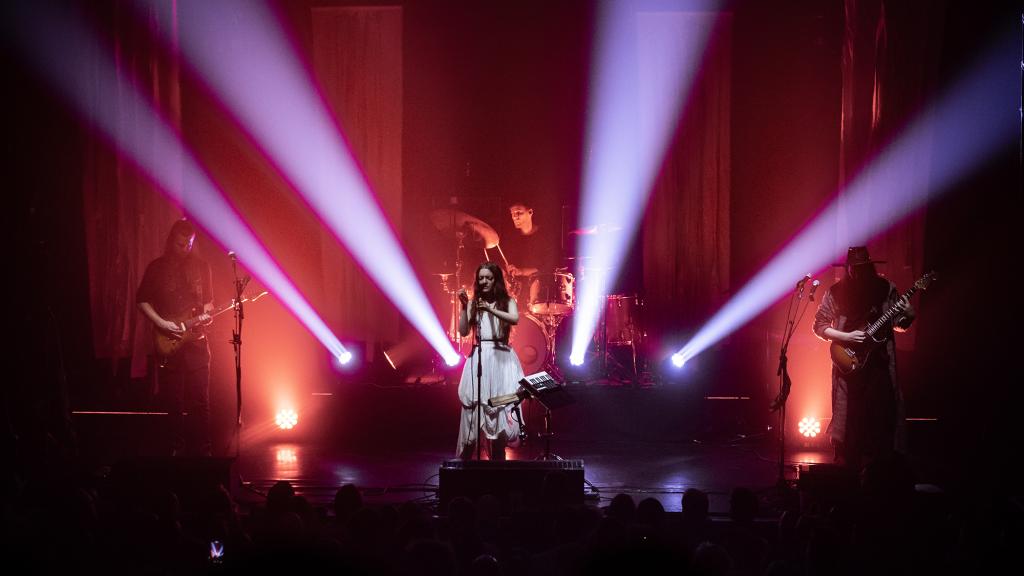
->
xmin=246 ymin=290 xmax=269 ymax=303
xmin=231 ymin=289 xmax=269 ymax=307
xmin=914 ymin=271 xmax=937 ymax=291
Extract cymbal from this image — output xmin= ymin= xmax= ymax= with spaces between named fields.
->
xmin=429 ymin=209 xmax=500 ymax=249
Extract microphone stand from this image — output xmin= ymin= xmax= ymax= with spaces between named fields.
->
xmin=229 ymin=253 xmax=248 ymax=459
xmin=474 ymin=304 xmax=484 ymax=460
xmin=770 ymin=277 xmax=814 ymax=490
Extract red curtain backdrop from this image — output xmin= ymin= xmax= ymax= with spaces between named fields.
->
xmin=837 ymin=0 xmax=943 ymax=351
xmin=642 ymin=13 xmax=732 ymax=332
xmin=311 ymin=6 xmax=402 ymax=345
xmin=80 ymin=1 xmax=183 ymax=377
xmin=84 ymin=4 xmax=406 ymax=376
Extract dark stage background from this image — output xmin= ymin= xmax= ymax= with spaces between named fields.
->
xmin=5 ymin=0 xmax=1020 ymax=495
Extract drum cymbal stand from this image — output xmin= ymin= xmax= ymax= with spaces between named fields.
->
xmin=537 ymin=312 xmax=567 ymax=382
xmin=437 ymin=232 xmax=470 ymax=376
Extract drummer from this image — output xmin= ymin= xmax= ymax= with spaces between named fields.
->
xmin=502 ymin=199 xmax=561 ymax=304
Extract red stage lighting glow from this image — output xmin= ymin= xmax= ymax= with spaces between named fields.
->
xmin=798 ymin=417 xmax=821 ymax=438
xmin=275 ymin=447 xmax=297 ymax=464
xmin=275 ymin=408 xmax=299 ymax=430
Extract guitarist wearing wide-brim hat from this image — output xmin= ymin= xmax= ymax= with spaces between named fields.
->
xmin=137 ymin=218 xmax=214 ymax=457
xmin=813 ymin=246 xmax=917 ymax=470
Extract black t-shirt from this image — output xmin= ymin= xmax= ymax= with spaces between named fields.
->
xmin=137 ymin=254 xmax=213 ymax=318
xmin=137 ymin=253 xmax=213 ymax=369
xmin=500 ymin=223 xmax=561 ymax=276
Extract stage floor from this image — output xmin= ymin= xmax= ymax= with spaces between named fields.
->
xmin=233 ymin=436 xmax=834 ymax=516
xmin=74 ymin=378 xmax=946 ymax=518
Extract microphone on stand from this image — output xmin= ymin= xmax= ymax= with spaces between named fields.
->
xmin=808 ymin=279 xmax=821 ymax=301
xmin=796 ymin=274 xmax=811 ymax=298
xmin=228 ymin=251 xmax=237 ymax=261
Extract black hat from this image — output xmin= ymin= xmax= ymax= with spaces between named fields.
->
xmin=833 ymin=246 xmax=886 ymax=267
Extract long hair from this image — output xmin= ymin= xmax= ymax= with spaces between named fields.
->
xmin=845 ymin=262 xmax=878 ymax=282
xmin=837 ymin=263 xmax=888 ymax=322
xmin=472 ymin=262 xmax=510 ymax=312
xmin=164 ymin=218 xmax=196 ymax=255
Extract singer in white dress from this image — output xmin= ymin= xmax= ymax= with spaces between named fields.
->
xmin=456 ymin=262 xmax=524 ymax=460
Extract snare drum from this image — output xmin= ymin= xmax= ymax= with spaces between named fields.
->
xmin=529 ymin=272 xmax=575 ymax=315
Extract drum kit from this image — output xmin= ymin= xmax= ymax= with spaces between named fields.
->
xmin=430 ymin=207 xmax=645 ymax=380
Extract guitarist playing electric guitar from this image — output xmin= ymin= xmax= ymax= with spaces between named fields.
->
xmin=137 ymin=218 xmax=214 ymax=457
xmin=812 ymin=246 xmax=923 ymax=470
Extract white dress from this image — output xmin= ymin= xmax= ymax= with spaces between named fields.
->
xmin=456 ymin=299 xmax=524 ymax=455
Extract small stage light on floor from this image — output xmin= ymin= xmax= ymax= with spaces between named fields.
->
xmin=671 ymin=353 xmax=686 ymax=368
xmin=798 ymin=417 xmax=821 ymax=438
xmin=275 ymin=408 xmax=299 ymax=430
xmin=275 ymin=447 xmax=297 ymax=464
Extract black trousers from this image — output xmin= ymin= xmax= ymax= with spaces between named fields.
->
xmin=834 ymin=357 xmax=897 ymax=469
xmin=157 ymin=349 xmax=211 ymax=456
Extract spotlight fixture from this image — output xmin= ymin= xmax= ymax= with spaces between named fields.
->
xmin=275 ymin=408 xmax=299 ymax=430
xmin=798 ymin=417 xmax=821 ymax=438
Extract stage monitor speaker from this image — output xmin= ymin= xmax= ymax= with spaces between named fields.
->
xmin=439 ymin=459 xmax=584 ymax=511
xmin=109 ymin=457 xmax=237 ymax=512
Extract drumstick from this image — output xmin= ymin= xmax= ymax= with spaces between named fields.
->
xmin=494 ymin=244 xmax=511 ymax=269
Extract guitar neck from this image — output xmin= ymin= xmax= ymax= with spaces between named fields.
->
xmin=181 ymin=306 xmax=218 ymax=330
xmin=865 ymin=285 xmax=917 ymax=336
xmin=179 ymin=291 xmax=268 ymax=330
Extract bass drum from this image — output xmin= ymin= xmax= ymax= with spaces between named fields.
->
xmin=508 ymin=314 xmax=550 ymax=375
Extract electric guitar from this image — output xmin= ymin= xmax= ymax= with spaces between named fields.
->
xmin=154 ymin=290 xmax=268 ymax=360
xmin=829 ymin=272 xmax=936 ymax=374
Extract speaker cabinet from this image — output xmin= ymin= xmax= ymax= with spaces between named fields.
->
xmin=438 ymin=459 xmax=584 ymax=511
